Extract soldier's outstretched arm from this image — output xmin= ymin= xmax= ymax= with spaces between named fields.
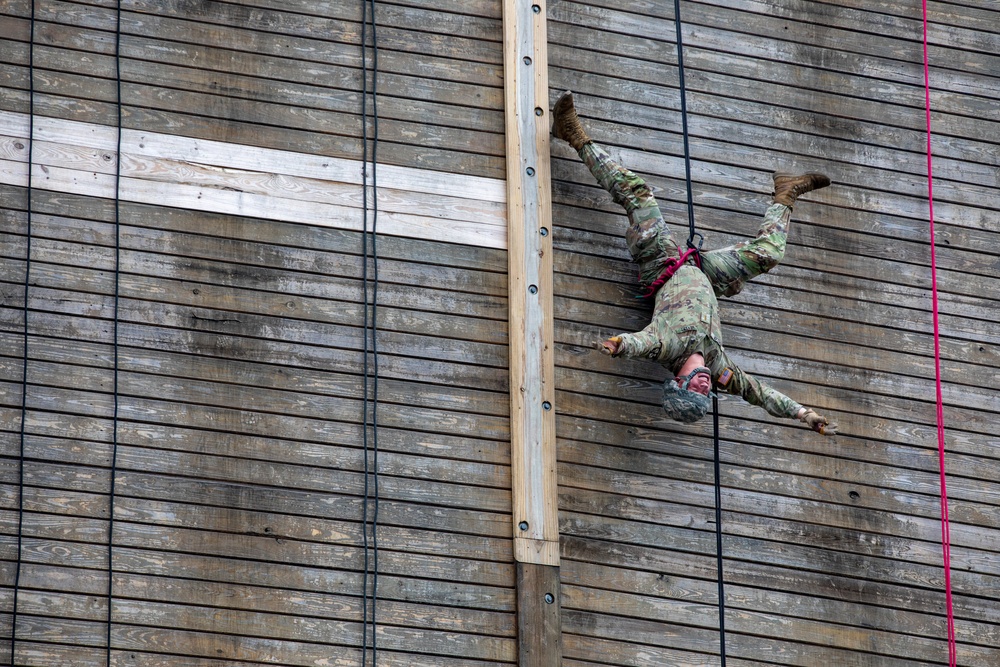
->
xmin=598 ymin=324 xmax=663 ymax=360
xmin=723 ymin=365 xmax=838 ymax=436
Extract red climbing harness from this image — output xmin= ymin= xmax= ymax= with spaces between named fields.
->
xmin=639 ymin=247 xmax=701 ymax=298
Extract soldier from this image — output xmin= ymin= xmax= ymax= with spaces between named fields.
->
xmin=552 ymin=91 xmax=837 ymax=435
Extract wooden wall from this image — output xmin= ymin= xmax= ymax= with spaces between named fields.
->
xmin=1 ymin=0 xmax=517 ymax=665
xmin=548 ymin=0 xmax=1000 ymax=665
xmin=0 ymin=0 xmax=998 ymax=666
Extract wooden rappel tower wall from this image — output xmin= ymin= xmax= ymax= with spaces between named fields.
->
xmin=1 ymin=0 xmax=999 ymax=665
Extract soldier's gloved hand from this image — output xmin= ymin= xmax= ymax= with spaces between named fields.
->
xmin=800 ymin=408 xmax=838 ymax=436
xmin=598 ymin=336 xmax=621 ymax=356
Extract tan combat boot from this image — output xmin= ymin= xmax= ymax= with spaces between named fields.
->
xmin=772 ymin=172 xmax=831 ymax=207
xmin=551 ymin=91 xmax=591 ymax=151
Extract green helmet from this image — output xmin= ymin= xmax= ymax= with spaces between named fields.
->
xmin=662 ymin=367 xmax=713 ymax=423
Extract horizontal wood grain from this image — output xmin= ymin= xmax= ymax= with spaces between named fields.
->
xmin=0 ymin=111 xmax=508 ymax=248
xmin=546 ymin=1 xmax=1000 ymax=665
xmin=3 ymin=0 xmax=1000 ymax=664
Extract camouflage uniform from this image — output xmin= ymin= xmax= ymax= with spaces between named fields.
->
xmin=581 ymin=142 xmax=802 ymax=419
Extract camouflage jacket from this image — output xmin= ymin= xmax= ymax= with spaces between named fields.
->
xmin=612 ymin=264 xmax=802 ymax=419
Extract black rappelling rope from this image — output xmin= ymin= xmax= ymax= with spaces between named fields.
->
xmin=672 ymin=1 xmax=726 ymax=664
xmin=14 ymin=7 xmax=125 ymax=665
xmin=105 ymin=0 xmax=125 ymax=663
xmin=712 ymin=395 xmax=726 ymax=661
xmin=359 ymin=0 xmax=381 ymax=665
xmin=11 ymin=2 xmax=38 ymax=661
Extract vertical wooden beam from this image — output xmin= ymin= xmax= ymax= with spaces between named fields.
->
xmin=504 ymin=0 xmax=557 ymax=569
xmin=516 ymin=559 xmax=562 ymax=666
xmin=504 ymin=0 xmax=561 ymax=664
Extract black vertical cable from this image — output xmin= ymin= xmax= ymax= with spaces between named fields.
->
xmin=12 ymin=2 xmax=37 ymax=663
xmin=712 ymin=396 xmax=727 ymax=665
xmin=672 ymin=0 xmax=700 ymax=250
xmin=359 ymin=0 xmax=380 ymax=665
xmin=105 ymin=2 xmax=124 ymax=664
xmin=674 ymin=1 xmax=725 ymax=663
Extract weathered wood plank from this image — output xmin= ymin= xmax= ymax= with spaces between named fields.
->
xmin=5 ymin=342 xmax=982 ymax=521
xmin=559 ymin=505 xmax=1000 ymax=605
xmin=0 ymin=184 xmax=509 ymax=273
xmin=2 ymin=288 xmax=508 ymax=368
xmin=8 ymin=413 xmax=1000 ymax=563
xmin=123 ymin=0 xmax=504 ymax=53
xmin=112 ymin=522 xmax=514 ymax=587
xmin=0 ymin=438 xmax=511 ymax=526
xmin=6 ymin=362 xmax=513 ymax=442
xmin=564 ymin=607 xmax=964 ymax=665
xmin=112 ymin=496 xmax=514 ymax=562
xmin=562 ymin=631 xmax=718 ymax=667
xmin=5 ymin=35 xmax=503 ymax=132
xmin=0 ymin=111 xmax=509 ymax=248
xmin=560 ymin=378 xmax=993 ymax=478
xmin=5 ymin=344 xmax=983 ymax=536
xmin=0 ymin=397 xmax=511 ymax=470
xmin=9 ymin=243 xmax=992 ymax=430
xmin=14 ymin=255 xmax=508 ymax=343
xmin=118 ymin=548 xmax=512 ymax=612
xmin=559 ymin=535 xmax=997 ymax=626
xmin=0 ymin=415 xmax=512 ymax=513
xmin=7 ymin=418 xmax=1000 ymax=604
xmin=12 ymin=581 xmax=515 ymax=641
xmin=0 ymin=84 xmax=506 ymax=181
xmin=0 ymin=55 xmax=506 ymax=161
xmin=3 ymin=315 xmax=510 ymax=416
xmin=823 ymin=0 xmax=1000 ymax=39
xmin=1 ymin=0 xmax=505 ymax=71
xmin=7 ymin=620 xmax=514 ymax=667
xmin=11 ymin=597 xmax=518 ymax=662
xmin=556 ymin=405 xmax=998 ymax=519
xmin=0 ymin=514 xmax=516 ymax=595
xmin=580 ymin=604 xmax=968 ymax=664
xmin=689 ymin=0 xmax=1000 ymax=87
xmin=11 ymin=466 xmax=510 ymax=540
xmin=0 ymin=114 xmax=506 ymax=205
xmin=8 ymin=552 xmax=512 ymax=612
xmin=0 ymin=17 xmax=502 ymax=121
xmin=562 ymin=558 xmax=1000 ymax=648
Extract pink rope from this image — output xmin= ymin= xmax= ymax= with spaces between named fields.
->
xmin=921 ymin=3 xmax=957 ymax=665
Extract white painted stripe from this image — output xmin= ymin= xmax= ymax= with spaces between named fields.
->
xmin=0 ymin=111 xmax=507 ymax=249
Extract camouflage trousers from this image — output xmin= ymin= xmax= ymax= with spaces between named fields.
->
xmin=579 ymin=142 xmax=791 ymax=297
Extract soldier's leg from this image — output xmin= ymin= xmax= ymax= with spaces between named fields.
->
xmin=700 ymin=171 xmax=829 ymax=297
xmin=577 ymin=141 xmax=657 ymax=213
xmin=699 ymin=203 xmax=791 ymax=297
xmin=577 ymin=142 xmax=680 ymax=286
xmin=552 ymin=91 xmax=680 ymax=286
